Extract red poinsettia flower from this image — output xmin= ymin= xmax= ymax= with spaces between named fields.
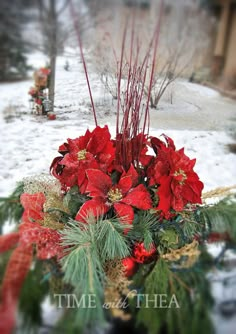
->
xmin=76 ymin=164 xmax=152 ymax=225
xmin=148 ymin=135 xmax=203 ymax=215
xmin=50 ymin=126 xmax=115 ymax=192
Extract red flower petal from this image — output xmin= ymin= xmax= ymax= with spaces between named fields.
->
xmin=114 ymin=202 xmax=134 ymax=226
xmin=86 ymin=169 xmax=112 ymax=197
xmin=75 ymin=199 xmax=109 ymax=223
xmin=21 ymin=209 xmax=44 ymax=224
xmin=122 ymin=184 xmax=152 ymax=210
xmin=161 ymin=134 xmax=176 ymax=150
xmin=157 ymin=175 xmax=172 ymax=213
xmin=122 ymin=164 xmax=139 ymax=187
xmin=118 ymin=176 xmax=133 ymax=195
xmin=86 ymin=126 xmax=111 ymax=155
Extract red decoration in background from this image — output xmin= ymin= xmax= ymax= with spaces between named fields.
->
xmin=47 ymin=113 xmax=56 ymax=120
xmin=207 ymin=232 xmax=230 ymax=243
xmin=38 ymin=67 xmax=51 ymax=76
xmin=28 ymin=67 xmax=51 ymax=116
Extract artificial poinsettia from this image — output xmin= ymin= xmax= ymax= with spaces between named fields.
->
xmin=148 ymin=135 xmax=203 ymax=214
xmin=50 ymin=126 xmax=115 ymax=192
xmin=76 ymin=164 xmax=152 ymax=225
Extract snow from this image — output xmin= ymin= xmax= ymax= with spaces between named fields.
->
xmin=1 ymin=51 xmax=236 ymax=333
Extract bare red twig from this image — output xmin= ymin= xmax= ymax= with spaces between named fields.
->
xmin=116 ymin=18 xmax=128 ymax=135
xmin=142 ymin=0 xmax=164 ymax=135
xmin=113 ymin=1 xmax=164 ymax=170
xmin=69 ymin=0 xmax=98 ymax=127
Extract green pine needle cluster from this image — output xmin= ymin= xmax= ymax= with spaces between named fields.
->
xmin=59 ymin=216 xmax=131 ymax=327
xmin=128 ymin=211 xmax=159 ymax=250
xmin=200 ymin=195 xmax=236 ymax=241
xmin=0 ymin=182 xmax=24 ymax=232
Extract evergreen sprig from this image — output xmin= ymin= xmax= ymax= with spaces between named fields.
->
xmin=60 ymin=215 xmax=131 ymax=328
xmin=96 ymin=218 xmax=130 ymax=260
xmin=128 ymin=211 xmax=160 ymax=250
xmin=60 ymin=221 xmax=105 ymax=326
xmin=0 ymin=182 xmax=24 ymax=232
xmin=135 ymin=259 xmax=214 ymax=334
xmin=200 ymin=195 xmax=236 ymax=241
xmin=18 ymin=260 xmax=49 ymax=332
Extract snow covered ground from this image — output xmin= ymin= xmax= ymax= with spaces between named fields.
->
xmin=1 ymin=51 xmax=236 ymax=333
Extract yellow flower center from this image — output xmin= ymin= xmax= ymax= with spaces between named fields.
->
xmin=108 ymin=188 xmax=123 ymax=202
xmin=77 ymin=149 xmax=87 ymax=160
xmin=173 ymin=169 xmax=187 ymax=185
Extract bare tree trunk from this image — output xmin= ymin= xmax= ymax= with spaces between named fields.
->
xmin=48 ymin=0 xmax=57 ymax=113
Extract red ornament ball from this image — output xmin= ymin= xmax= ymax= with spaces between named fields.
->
xmin=133 ymin=242 xmax=156 ymax=264
xmin=122 ymin=257 xmax=137 ymax=277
